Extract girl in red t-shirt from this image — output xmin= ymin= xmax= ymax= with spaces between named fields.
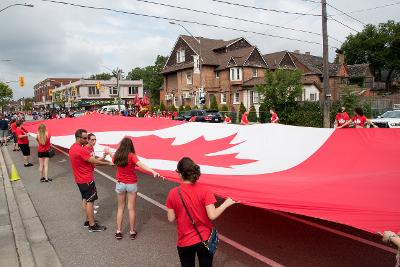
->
xmin=166 ymin=157 xmax=238 ymax=266
xmin=270 ymin=108 xmax=279 ymax=123
xmin=107 ymin=137 xmax=160 ymax=240
xmin=36 ymin=124 xmax=52 ymax=182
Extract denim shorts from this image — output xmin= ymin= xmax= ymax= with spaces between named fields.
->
xmin=115 ymin=182 xmax=138 ymax=194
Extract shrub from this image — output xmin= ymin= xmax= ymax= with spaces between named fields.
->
xmin=248 ymin=105 xmax=258 ymax=122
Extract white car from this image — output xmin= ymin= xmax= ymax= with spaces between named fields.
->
xmin=371 ymin=110 xmax=400 ymax=128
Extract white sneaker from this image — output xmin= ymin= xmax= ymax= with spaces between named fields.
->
xmin=94 ymin=205 xmax=99 ymax=210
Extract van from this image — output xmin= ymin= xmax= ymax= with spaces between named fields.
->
xmin=101 ymin=105 xmax=126 ymax=114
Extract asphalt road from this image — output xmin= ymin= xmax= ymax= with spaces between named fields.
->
xmin=7 ymin=140 xmax=396 ymax=267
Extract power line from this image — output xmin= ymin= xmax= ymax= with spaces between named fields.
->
xmin=39 ymin=0 xmax=332 ymax=47
xmin=135 ymin=0 xmax=326 ymax=38
xmin=211 ymin=0 xmax=321 ymax=16
xmin=326 ymin=2 xmax=366 ymax=26
xmin=339 ymin=1 xmax=400 ymax=15
xmin=329 ymin=17 xmax=359 ymax=33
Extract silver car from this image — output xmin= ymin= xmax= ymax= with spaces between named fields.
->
xmin=371 ymin=110 xmax=400 ymax=128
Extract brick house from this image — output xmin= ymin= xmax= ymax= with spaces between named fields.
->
xmin=161 ymin=35 xmax=267 ymax=111
xmin=34 ymin=78 xmax=79 ymax=109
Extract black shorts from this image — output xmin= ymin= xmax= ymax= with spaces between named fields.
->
xmin=38 ymin=151 xmax=50 ymax=158
xmin=77 ymin=181 xmax=98 ymax=202
xmin=18 ymin=144 xmax=30 ymax=156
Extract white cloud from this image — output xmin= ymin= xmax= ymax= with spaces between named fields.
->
xmin=0 ymin=0 xmax=398 ymax=100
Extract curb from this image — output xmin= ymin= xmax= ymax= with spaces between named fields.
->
xmin=1 ymin=147 xmax=62 ymax=267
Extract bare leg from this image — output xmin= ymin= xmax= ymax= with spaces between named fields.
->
xmin=86 ymin=202 xmax=95 ymax=226
xmin=127 ymin=192 xmax=137 ymax=233
xmin=116 ymin=193 xmax=126 ymax=232
xmin=23 ymin=155 xmax=29 ymax=165
xmin=43 ymin=157 xmax=49 ymax=179
xmin=38 ymin=157 xmax=44 ymax=177
xmin=82 ymin=199 xmax=89 ymax=221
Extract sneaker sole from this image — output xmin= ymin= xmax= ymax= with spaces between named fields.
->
xmin=88 ymin=228 xmax=106 ymax=232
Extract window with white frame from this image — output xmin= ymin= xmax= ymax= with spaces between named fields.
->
xmin=176 ymin=49 xmax=185 ymax=63
xmin=309 ymin=93 xmax=317 ymax=101
xmin=186 ymin=72 xmax=192 ymax=85
xmin=252 ymin=91 xmax=259 ymax=104
xmin=252 ymin=68 xmax=258 ymax=77
xmin=174 ymin=96 xmax=178 ymax=107
xmin=128 ymin=86 xmax=138 ymax=95
xmin=230 ymin=68 xmax=242 ymax=81
xmin=221 ymin=93 xmax=226 ymax=104
xmin=234 ymin=92 xmax=240 ymax=103
xmin=109 ymin=86 xmax=118 ymax=95
xmin=215 ymin=71 xmax=219 ymax=78
xmin=88 ymin=86 xmax=99 ymax=96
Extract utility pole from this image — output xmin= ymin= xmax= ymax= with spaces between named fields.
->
xmin=115 ymin=68 xmax=123 ymax=111
xmin=321 ymin=0 xmax=331 ymax=128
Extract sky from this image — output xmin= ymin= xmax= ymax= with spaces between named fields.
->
xmin=0 ymin=0 xmax=399 ymax=100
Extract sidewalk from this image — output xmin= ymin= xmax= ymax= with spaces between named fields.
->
xmin=0 ymin=146 xmax=62 ymax=267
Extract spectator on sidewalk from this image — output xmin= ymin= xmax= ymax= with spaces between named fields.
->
xmin=36 ymin=124 xmax=52 ymax=182
xmin=342 ymin=107 xmax=378 ymax=128
xmin=15 ymin=120 xmax=33 ymax=167
xmin=166 ymin=157 xmax=239 ymax=267
xmin=334 ymin=106 xmax=350 ymax=128
xmin=69 ymin=129 xmax=113 ymax=233
xmin=104 ymin=137 xmax=160 ymax=240
xmin=270 ymin=108 xmax=279 ymax=123
xmin=0 ymin=116 xmax=9 ymax=146
xmin=240 ymin=111 xmax=249 ymax=125
xmin=9 ymin=118 xmax=19 ymax=151
xmin=224 ymin=114 xmax=232 ymax=124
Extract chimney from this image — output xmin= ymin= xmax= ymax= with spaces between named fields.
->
xmin=305 ymin=52 xmax=310 ymax=55
xmin=293 ymin=50 xmax=300 ymax=54
xmin=336 ymin=49 xmax=345 ymax=64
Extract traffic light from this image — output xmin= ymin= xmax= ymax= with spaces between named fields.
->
xmin=96 ymin=81 xmax=101 ymax=89
xmin=18 ymin=76 xmax=25 ymax=87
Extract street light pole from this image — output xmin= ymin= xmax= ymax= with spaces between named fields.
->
xmin=0 ymin=3 xmax=34 ymax=13
xmin=169 ymin=22 xmax=203 ymax=107
xmin=321 ymin=0 xmax=331 ymax=128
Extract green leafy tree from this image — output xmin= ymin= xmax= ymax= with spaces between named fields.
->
xmin=159 ymin=102 xmax=166 ymax=111
xmin=179 ymin=105 xmax=185 ymax=113
xmin=220 ymin=104 xmax=228 ymax=111
xmin=185 ymin=104 xmax=191 ymax=111
xmin=238 ymin=102 xmax=247 ymax=122
xmin=259 ymin=102 xmax=269 ymax=123
xmin=341 ymin=20 xmax=400 ymax=83
xmin=294 ymin=102 xmax=323 ymax=128
xmin=89 ymin=72 xmax=113 ymax=80
xmin=127 ymin=55 xmax=167 ymax=104
xmin=0 ymin=82 xmax=13 ymax=113
xmin=248 ymin=105 xmax=258 ymax=122
xmin=210 ymin=95 xmax=218 ymax=110
xmin=168 ymin=105 xmax=177 ymax=112
xmin=256 ymin=69 xmax=303 ymax=125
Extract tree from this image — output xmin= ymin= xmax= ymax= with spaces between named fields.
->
xmin=341 ymin=20 xmax=400 ymax=83
xmin=256 ymin=69 xmax=303 ymax=125
xmin=238 ymin=102 xmax=247 ymax=122
xmin=89 ymin=72 xmax=113 ymax=80
xmin=210 ymin=95 xmax=218 ymax=110
xmin=259 ymin=102 xmax=269 ymax=123
xmin=126 ymin=55 xmax=168 ymax=104
xmin=185 ymin=104 xmax=191 ymax=111
xmin=248 ymin=105 xmax=258 ymax=122
xmin=159 ymin=102 xmax=166 ymax=111
xmin=0 ymin=82 xmax=13 ymax=113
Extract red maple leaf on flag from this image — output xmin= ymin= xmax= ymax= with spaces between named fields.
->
xmin=102 ymin=133 xmax=257 ymax=168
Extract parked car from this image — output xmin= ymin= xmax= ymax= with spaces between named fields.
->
xmin=174 ymin=110 xmax=208 ymax=122
xmin=205 ymin=110 xmax=223 ymax=123
xmin=69 ymin=111 xmax=85 ymax=118
xmin=370 ymin=110 xmax=400 ymax=128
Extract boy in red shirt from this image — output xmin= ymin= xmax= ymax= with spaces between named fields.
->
xmin=15 ymin=120 xmax=33 ymax=167
xmin=224 ymin=114 xmax=231 ymax=124
xmin=69 ymin=129 xmax=113 ymax=232
xmin=270 ymin=108 xmax=279 ymax=123
xmin=10 ymin=118 xmax=19 ymax=151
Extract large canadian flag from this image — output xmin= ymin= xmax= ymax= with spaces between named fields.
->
xmin=23 ymin=113 xmax=400 ymax=233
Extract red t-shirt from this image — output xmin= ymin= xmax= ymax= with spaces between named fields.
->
xmin=15 ymin=128 xmax=28 ymax=144
xmin=69 ymin=143 xmax=93 ymax=184
xmin=86 ymin=146 xmax=95 ymax=170
xmin=166 ymin=183 xmax=216 ymax=247
xmin=271 ymin=113 xmax=279 ymax=123
xmin=224 ymin=117 xmax=231 ymax=123
xmin=189 ymin=116 xmax=196 ymax=122
xmin=36 ymin=135 xmax=51 ymax=152
xmin=335 ymin=112 xmax=350 ymax=127
xmin=10 ymin=122 xmax=17 ymax=133
xmin=352 ymin=115 xmax=367 ymax=128
xmin=241 ymin=114 xmax=249 ymax=125
xmin=114 ymin=153 xmax=139 ymax=184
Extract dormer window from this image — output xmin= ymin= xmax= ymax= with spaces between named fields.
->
xmin=252 ymin=68 xmax=258 ymax=77
xmin=176 ymin=49 xmax=185 ymax=63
